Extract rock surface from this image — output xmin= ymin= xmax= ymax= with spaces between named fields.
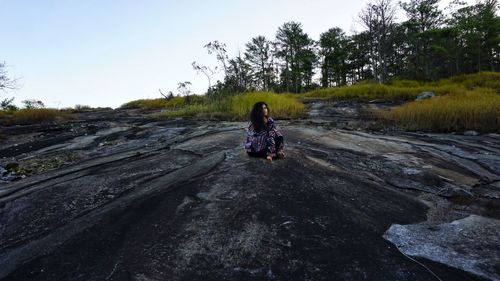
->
xmin=384 ymin=215 xmax=500 ymax=281
xmin=416 ymin=91 xmax=436 ymax=100
xmin=0 ymin=102 xmax=498 ymax=280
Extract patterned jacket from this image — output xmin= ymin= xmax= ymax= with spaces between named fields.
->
xmin=245 ymin=117 xmax=283 ymax=157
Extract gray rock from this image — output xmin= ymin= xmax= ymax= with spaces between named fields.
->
xmin=383 ymin=215 xmax=500 ymax=281
xmin=463 ymin=130 xmax=479 ymax=136
xmin=416 ymin=91 xmax=435 ymax=100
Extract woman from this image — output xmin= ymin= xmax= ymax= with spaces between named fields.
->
xmin=245 ymin=101 xmax=285 ymax=162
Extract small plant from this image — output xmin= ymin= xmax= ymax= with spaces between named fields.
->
xmin=22 ymin=99 xmax=45 ymax=109
xmin=74 ymin=104 xmax=92 ymax=111
xmin=0 ymin=97 xmax=18 ymax=111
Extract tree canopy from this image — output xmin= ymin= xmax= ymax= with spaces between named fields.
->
xmin=195 ymin=0 xmax=498 ymax=95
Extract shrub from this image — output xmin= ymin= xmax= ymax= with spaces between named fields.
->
xmin=74 ymin=104 xmax=92 ymax=111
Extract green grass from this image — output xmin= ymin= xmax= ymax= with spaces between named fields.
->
xmin=160 ymin=92 xmax=307 ymax=120
xmin=230 ymin=92 xmax=306 ymax=119
xmin=436 ymin=72 xmax=500 ymax=91
xmin=0 ymin=108 xmax=69 ymax=125
xmin=126 ymin=72 xmax=499 ymax=132
xmin=121 ymin=96 xmax=208 ymax=110
xmin=302 ymin=72 xmax=500 ymax=101
xmin=121 ymin=97 xmax=186 ymax=109
xmin=302 ymin=83 xmax=464 ymax=101
xmin=380 ymin=89 xmax=500 ymax=132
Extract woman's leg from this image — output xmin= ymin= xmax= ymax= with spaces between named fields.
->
xmin=274 ymin=136 xmax=285 ymax=158
xmin=275 ymin=136 xmax=284 ymax=152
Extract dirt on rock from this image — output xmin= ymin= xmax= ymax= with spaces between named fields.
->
xmin=0 ymin=101 xmax=498 ymax=281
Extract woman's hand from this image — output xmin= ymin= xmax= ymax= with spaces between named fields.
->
xmin=266 ymin=155 xmax=273 ymax=162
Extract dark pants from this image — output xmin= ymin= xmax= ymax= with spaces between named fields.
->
xmin=247 ymin=136 xmax=284 ymax=158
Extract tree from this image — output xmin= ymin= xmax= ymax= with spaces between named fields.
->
xmin=177 ymin=81 xmax=192 ymax=103
xmin=1 ymin=62 xmax=19 ymax=111
xmin=0 ymin=97 xmax=18 ymax=111
xmin=0 ymin=62 xmax=16 ymax=92
xmin=346 ymin=31 xmax=373 ymax=83
xmin=225 ymin=53 xmax=253 ymax=93
xmin=449 ymin=0 xmax=500 ymax=73
xmin=359 ymin=0 xmax=397 ymax=83
xmin=192 ymin=61 xmax=217 ymax=90
xmin=320 ymin=27 xmax=349 ymax=87
xmin=204 ymin=41 xmax=229 ymax=77
xmin=274 ymin=21 xmax=317 ymax=92
xmin=22 ymin=99 xmax=45 ymax=109
xmin=244 ymin=36 xmax=275 ymax=91
xmin=401 ymin=0 xmax=443 ymax=33
xmin=400 ymin=0 xmax=444 ymax=79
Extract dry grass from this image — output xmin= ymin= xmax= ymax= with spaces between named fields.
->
xmin=121 ymin=97 xmax=185 ymax=109
xmin=436 ymin=72 xmax=500 ymax=91
xmin=121 ymin=96 xmax=207 ymax=110
xmin=381 ymin=89 xmax=500 ymax=132
xmin=0 ymin=108 xmax=68 ymax=125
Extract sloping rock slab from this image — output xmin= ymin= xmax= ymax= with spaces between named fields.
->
xmin=383 ymin=215 xmax=500 ymax=280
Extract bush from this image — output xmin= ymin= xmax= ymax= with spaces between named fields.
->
xmin=1 ymin=97 xmax=18 ymax=111
xmin=74 ymin=104 xmax=92 ymax=111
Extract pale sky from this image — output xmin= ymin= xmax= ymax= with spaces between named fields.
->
xmin=0 ymin=0 xmax=470 ymax=109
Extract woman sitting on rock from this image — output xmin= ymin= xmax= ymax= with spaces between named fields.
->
xmin=245 ymin=101 xmax=285 ymax=162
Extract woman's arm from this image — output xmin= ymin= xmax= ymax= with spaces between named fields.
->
xmin=267 ymin=117 xmax=276 ymax=130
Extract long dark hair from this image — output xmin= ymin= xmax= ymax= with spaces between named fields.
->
xmin=250 ymin=101 xmax=268 ymax=132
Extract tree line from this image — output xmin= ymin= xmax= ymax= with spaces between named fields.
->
xmin=194 ymin=0 xmax=499 ymax=97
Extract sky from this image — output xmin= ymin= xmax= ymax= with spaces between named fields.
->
xmin=0 ymin=0 xmax=470 ymax=109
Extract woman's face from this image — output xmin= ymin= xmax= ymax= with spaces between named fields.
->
xmin=262 ymin=104 xmax=268 ymax=117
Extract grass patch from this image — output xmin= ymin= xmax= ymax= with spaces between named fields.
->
xmin=0 ymin=108 xmax=68 ymax=125
xmin=436 ymin=72 xmax=500 ymax=91
xmin=302 ymin=72 xmax=500 ymax=101
xmin=380 ymin=89 xmax=499 ymax=132
xmin=231 ymin=92 xmax=306 ymax=120
xmin=160 ymin=92 xmax=306 ymax=120
xmin=302 ymin=83 xmax=462 ymax=101
xmin=121 ymin=96 xmax=207 ymax=110
xmin=121 ymin=97 xmax=185 ymax=109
